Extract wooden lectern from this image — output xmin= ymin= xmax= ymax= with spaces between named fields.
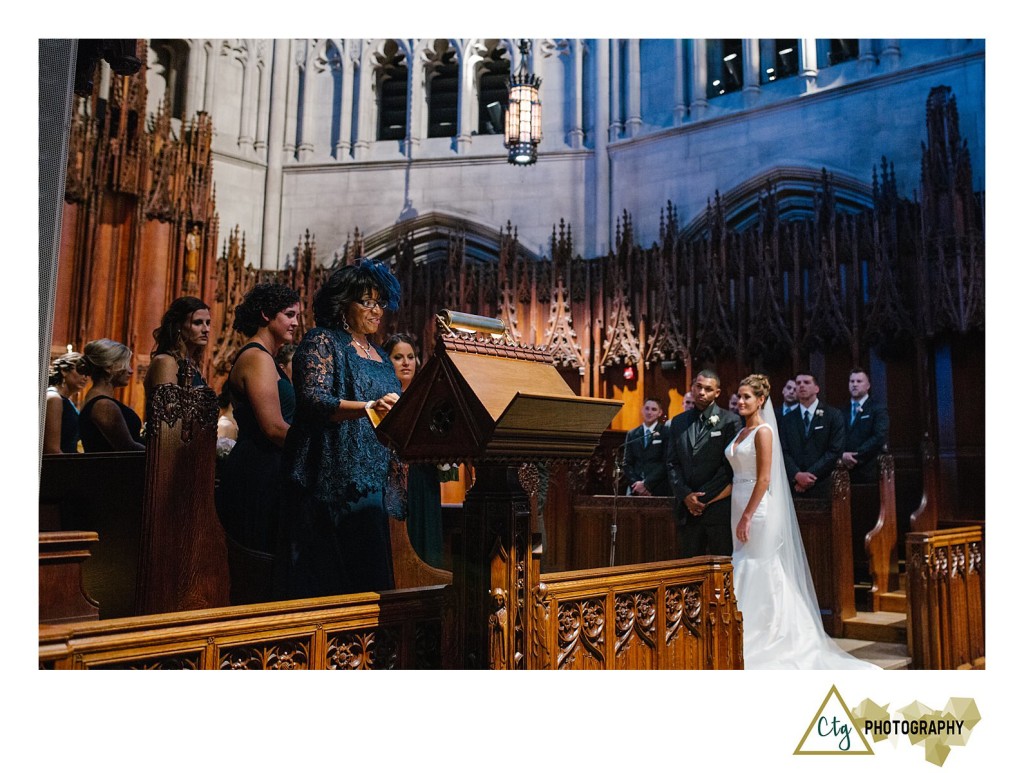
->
xmin=376 ymin=316 xmax=622 ymax=668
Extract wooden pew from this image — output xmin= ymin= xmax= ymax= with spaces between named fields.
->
xmin=905 ymin=525 xmax=984 ymax=669
xmin=39 ymin=451 xmax=146 ymax=619
xmin=39 ymin=531 xmax=100 ymax=624
xmin=862 ymin=452 xmax=902 ymax=612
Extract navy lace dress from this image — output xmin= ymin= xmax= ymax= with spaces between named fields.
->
xmin=216 ymin=342 xmax=295 ymax=556
xmin=277 ymin=327 xmax=401 ymax=599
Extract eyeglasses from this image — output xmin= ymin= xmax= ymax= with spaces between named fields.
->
xmin=356 ymin=298 xmax=385 ymax=311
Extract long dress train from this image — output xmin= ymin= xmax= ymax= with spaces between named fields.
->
xmin=725 ymin=399 xmax=879 ymax=670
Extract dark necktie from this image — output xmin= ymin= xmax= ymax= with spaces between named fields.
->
xmin=643 ymin=428 xmax=651 ymax=448
xmin=803 ymin=410 xmax=811 ymax=436
xmin=850 ymin=403 xmax=858 ymax=427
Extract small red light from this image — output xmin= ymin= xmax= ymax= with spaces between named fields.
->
xmin=623 ymin=365 xmax=636 ymax=381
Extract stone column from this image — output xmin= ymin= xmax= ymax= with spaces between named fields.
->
xmin=238 ymin=47 xmax=254 ymax=151
xmin=742 ymin=39 xmax=760 ymax=107
xmin=297 ymin=41 xmax=316 ymax=161
xmin=261 ymin=39 xmax=289 ymax=269
xmin=353 ymin=49 xmax=374 ymax=160
xmin=689 ymin=38 xmax=708 ymax=121
xmin=594 ymin=39 xmax=611 ymax=256
xmin=881 ymin=39 xmax=901 ymax=71
xmin=456 ymin=44 xmax=474 ymax=153
xmin=609 ymin=38 xmax=622 ymax=140
xmin=202 ymin=40 xmax=217 ymax=113
xmin=673 ymin=39 xmax=686 ymax=126
xmin=184 ymin=39 xmax=203 ymax=120
xmin=857 ymin=39 xmax=877 ymax=76
xmin=284 ymin=40 xmax=299 ymax=157
xmin=408 ymin=43 xmax=426 ymax=152
xmin=799 ymin=37 xmax=818 ymax=89
xmin=625 ymin=39 xmax=641 ymax=137
xmin=568 ymin=39 xmax=585 ymax=147
xmin=336 ymin=42 xmax=355 ymax=159
xmin=254 ymin=47 xmax=271 ymax=154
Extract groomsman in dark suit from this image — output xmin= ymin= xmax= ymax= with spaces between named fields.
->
xmin=842 ymin=368 xmax=890 ymax=484
xmin=780 ymin=372 xmax=846 ymax=498
xmin=665 ymin=370 xmax=742 ymax=557
xmin=777 ymin=378 xmax=799 ymax=420
xmin=622 ymin=397 xmax=672 ymax=496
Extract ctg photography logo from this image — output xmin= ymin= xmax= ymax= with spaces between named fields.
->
xmin=793 ymin=685 xmax=981 ymax=767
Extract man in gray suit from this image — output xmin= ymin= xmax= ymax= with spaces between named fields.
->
xmin=664 ymin=369 xmax=742 ymax=558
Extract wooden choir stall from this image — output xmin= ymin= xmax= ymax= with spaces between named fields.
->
xmin=39 ymin=314 xmax=747 ymax=670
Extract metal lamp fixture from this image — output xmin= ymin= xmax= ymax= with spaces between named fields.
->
xmin=504 ymin=39 xmax=542 ymax=166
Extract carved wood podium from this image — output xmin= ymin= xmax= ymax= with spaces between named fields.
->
xmin=376 ymin=326 xmax=622 ymax=669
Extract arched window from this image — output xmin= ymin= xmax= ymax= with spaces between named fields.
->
xmin=707 ymin=39 xmax=743 ymax=98
xmin=376 ymin=40 xmax=408 ymax=141
xmin=476 ymin=40 xmax=510 ymax=135
xmin=760 ymin=38 xmax=799 ymax=83
xmin=828 ymin=39 xmax=859 ymax=66
xmin=425 ymin=39 xmax=459 ymax=138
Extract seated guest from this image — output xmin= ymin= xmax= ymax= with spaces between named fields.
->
xmin=277 ymin=261 xmax=402 ymax=599
xmin=144 ymin=296 xmax=212 ymax=410
xmin=44 ymin=351 xmax=88 ymax=454
xmin=623 ymin=397 xmax=671 ymax=496
xmin=385 ymin=333 xmax=444 ymax=567
xmin=78 ymin=339 xmax=144 ymax=452
xmin=216 ymin=283 xmax=300 ymax=602
xmin=842 ymin=367 xmax=890 ymax=484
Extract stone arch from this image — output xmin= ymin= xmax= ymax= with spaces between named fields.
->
xmin=681 ymin=165 xmax=875 ymax=238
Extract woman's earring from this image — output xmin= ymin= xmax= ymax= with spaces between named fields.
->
xmin=342 ymin=317 xmax=351 ymax=332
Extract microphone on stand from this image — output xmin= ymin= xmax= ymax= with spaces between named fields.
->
xmin=610 ymin=427 xmax=663 ymax=565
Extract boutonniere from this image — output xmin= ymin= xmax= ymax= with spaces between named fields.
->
xmin=815 ymin=409 xmax=824 ymax=417
xmin=708 ymin=415 xmax=720 ymax=426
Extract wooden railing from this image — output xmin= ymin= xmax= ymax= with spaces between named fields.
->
xmin=39 ymin=586 xmax=448 ymax=670
xmin=906 ymin=526 xmax=984 ymax=670
xmin=532 ymin=557 xmax=742 ymax=670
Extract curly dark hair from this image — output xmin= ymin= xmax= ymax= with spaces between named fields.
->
xmin=151 ymin=296 xmax=210 ymax=359
xmin=233 ymin=283 xmax=301 ymax=336
xmin=312 ymin=261 xmax=400 ymax=328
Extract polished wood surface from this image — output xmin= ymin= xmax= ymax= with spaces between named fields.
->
xmin=39 ymin=532 xmax=100 ymax=625
xmin=906 ymin=526 xmax=984 ymax=670
xmin=568 ymin=495 xmax=678 ymax=569
xmin=534 ymin=557 xmax=743 ymax=670
xmin=863 ymin=453 xmax=901 ymax=611
xmin=39 ymin=587 xmax=447 ymax=670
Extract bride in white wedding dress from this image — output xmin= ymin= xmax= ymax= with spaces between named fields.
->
xmin=726 ymin=374 xmax=879 ymax=670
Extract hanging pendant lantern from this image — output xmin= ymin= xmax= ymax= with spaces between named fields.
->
xmin=504 ymin=40 xmax=542 ymax=166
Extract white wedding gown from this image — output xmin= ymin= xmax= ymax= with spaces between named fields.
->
xmin=725 ymin=400 xmax=879 ymax=670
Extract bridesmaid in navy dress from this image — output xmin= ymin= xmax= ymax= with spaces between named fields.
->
xmin=277 ymin=261 xmax=402 ymax=599
xmin=216 ymin=283 xmax=300 ymax=602
xmin=43 ymin=351 xmax=88 ymax=454
xmin=78 ymin=339 xmax=145 ymax=452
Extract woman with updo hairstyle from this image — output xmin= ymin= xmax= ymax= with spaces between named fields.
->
xmin=724 ymin=373 xmax=877 ymax=670
xmin=78 ymin=339 xmax=145 ymax=452
xmin=277 ymin=260 xmax=403 ymax=599
xmin=44 ymin=351 xmax=88 ymax=454
xmin=144 ymin=296 xmax=212 ymax=410
xmin=384 ymin=333 xmax=444 ymax=567
xmin=215 ymin=283 xmax=300 ymax=601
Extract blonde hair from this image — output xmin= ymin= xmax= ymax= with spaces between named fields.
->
xmin=739 ymin=373 xmax=771 ymax=403
xmin=48 ymin=352 xmax=84 ymax=387
xmin=81 ymin=339 xmax=132 ymax=382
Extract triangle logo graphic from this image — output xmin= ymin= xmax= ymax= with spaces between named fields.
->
xmin=794 ymin=685 xmax=874 ymax=755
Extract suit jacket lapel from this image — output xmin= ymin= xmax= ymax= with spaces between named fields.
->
xmin=692 ymin=405 xmax=715 ymax=454
xmin=686 ymin=411 xmax=699 ymax=449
